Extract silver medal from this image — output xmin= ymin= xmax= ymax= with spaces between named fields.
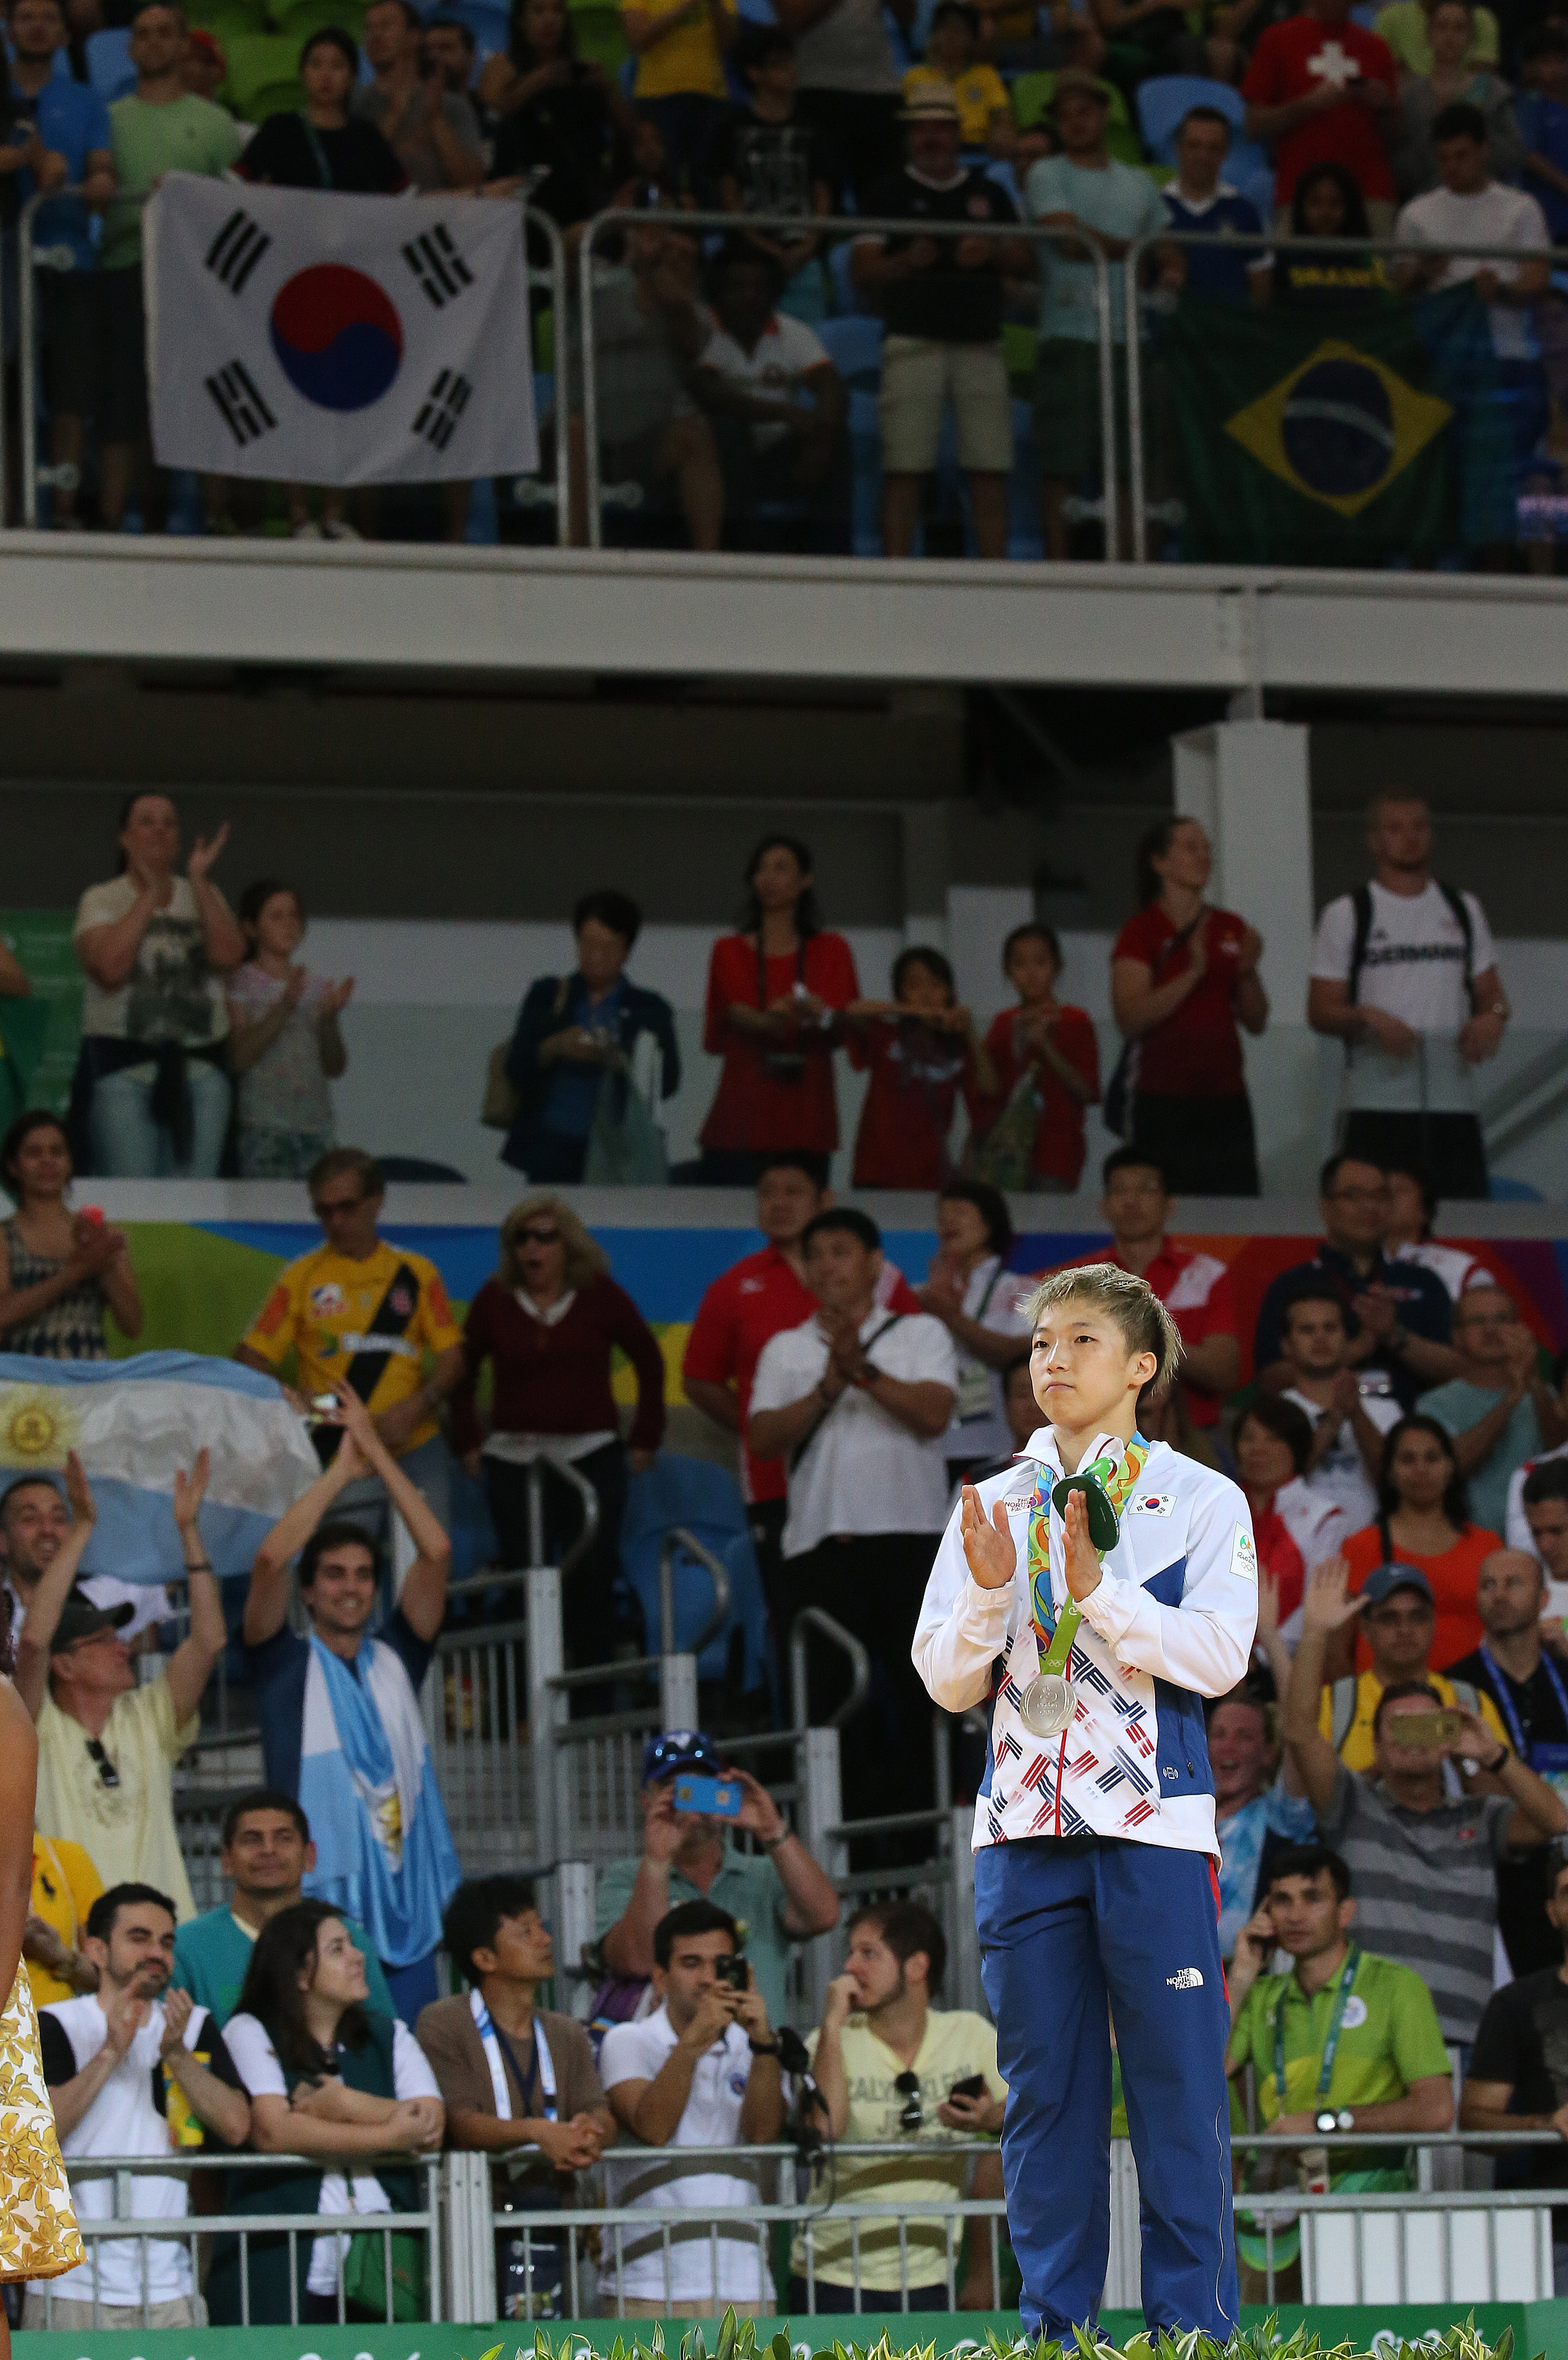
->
xmin=1019 ymin=1673 xmax=1074 ymax=1738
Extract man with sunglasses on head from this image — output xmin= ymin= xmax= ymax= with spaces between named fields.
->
xmin=15 ymin=1452 xmax=226 ymax=1925
xmin=236 ymin=1146 xmax=464 ymax=1542
xmin=792 ymin=1900 xmax=1006 ymax=2313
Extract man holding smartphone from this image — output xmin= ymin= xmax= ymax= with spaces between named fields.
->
xmin=1284 ymin=1555 xmax=1568 ymax=2050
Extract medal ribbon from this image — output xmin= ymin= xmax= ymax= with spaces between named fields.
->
xmin=1027 ymin=1435 xmax=1150 ymax=1674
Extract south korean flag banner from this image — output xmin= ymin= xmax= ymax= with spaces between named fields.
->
xmin=146 ymin=171 xmax=537 ymax=484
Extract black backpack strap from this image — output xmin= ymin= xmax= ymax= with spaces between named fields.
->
xmin=1438 ymin=881 xmax=1477 ymax=1009
xmin=1346 ymin=884 xmax=1374 ymax=1009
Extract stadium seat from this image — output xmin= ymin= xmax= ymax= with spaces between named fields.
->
xmin=85 ymin=26 xmax=134 ymax=97
xmin=271 ymin=0 xmax=366 ymax=35
xmin=222 ymin=29 xmax=307 ymax=115
xmin=442 ymin=0 xmax=509 ymax=49
xmin=1135 ymin=71 xmax=1242 ymax=160
xmin=187 ymin=0 xmax=270 ymax=37
xmin=818 ymin=314 xmax=883 ymax=554
xmin=619 ymin=1455 xmax=773 ymax=1696
xmin=1013 ymin=69 xmax=1143 ymax=164
xmin=570 ymin=4 xmax=628 ymax=74
xmin=374 ymin=1154 xmax=468 ymax=1180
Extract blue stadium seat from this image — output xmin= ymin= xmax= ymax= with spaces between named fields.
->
xmin=441 ymin=0 xmax=509 ymax=48
xmin=86 ymin=26 xmax=134 ymax=97
xmin=817 ymin=314 xmax=883 ymax=553
xmin=1135 ymin=73 xmax=1243 ymax=161
xmin=619 ymin=1455 xmax=773 ymax=1694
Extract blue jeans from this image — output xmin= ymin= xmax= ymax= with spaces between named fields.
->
xmin=975 ymin=1834 xmax=1237 ymax=2341
xmin=89 ymin=1056 xmax=230 ymax=1177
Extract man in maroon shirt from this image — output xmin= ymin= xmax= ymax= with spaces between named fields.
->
xmin=683 ymin=1155 xmax=919 ymax=1631
xmin=1242 ymin=0 xmax=1399 ymax=233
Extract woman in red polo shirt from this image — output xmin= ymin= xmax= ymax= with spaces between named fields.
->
xmin=1110 ymin=814 xmax=1268 ymax=1196
xmin=1342 ymin=1412 xmax=1501 ymax=1670
xmin=696 ymin=835 xmax=858 ymax=1185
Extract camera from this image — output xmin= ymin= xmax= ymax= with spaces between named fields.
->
xmin=714 ymin=1953 xmax=750 ymax=1992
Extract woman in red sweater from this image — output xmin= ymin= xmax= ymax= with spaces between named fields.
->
xmin=696 ymin=834 xmax=859 ymax=1187
xmin=451 ymin=1195 xmax=665 ymax=1661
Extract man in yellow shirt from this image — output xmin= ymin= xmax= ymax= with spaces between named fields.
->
xmin=25 ymin=1834 xmax=104 ymax=2009
xmin=902 ymin=2 xmax=1013 ymax=152
xmin=792 ymin=1901 xmax=1007 ymax=2310
xmin=237 ymin=1146 xmax=464 ymax=1545
xmin=1315 ymin=1562 xmax=1507 ymax=1771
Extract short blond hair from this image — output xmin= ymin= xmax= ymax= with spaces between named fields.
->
xmin=498 ymin=1195 xmax=609 ymax=1293
xmin=1024 ymin=1262 xmax=1183 ymax=1392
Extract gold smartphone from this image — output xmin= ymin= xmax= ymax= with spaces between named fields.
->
xmin=1389 ymin=1709 xmax=1464 ymax=1747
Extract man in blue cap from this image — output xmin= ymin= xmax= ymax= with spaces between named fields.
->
xmin=595 ymin=1729 xmax=840 ymax=2029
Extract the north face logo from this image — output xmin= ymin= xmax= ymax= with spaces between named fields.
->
xmin=1166 ymin=1967 xmax=1204 ymax=1990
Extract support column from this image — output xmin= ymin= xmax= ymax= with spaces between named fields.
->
xmin=1171 ymin=720 xmax=1328 ymax=1190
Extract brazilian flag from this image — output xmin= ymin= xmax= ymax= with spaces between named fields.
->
xmin=1159 ymin=283 xmax=1515 ymax=564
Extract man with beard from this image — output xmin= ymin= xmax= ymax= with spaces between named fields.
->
xmin=29 ymin=1883 xmax=250 ymax=2328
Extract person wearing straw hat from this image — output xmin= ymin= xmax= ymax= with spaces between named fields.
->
xmin=852 ymin=82 xmax=1024 ymax=558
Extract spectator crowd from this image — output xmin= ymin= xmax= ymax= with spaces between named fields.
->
xmin=1 ymin=775 xmax=1565 ymax=2323
xmin=2 ymin=0 xmax=1564 ymax=561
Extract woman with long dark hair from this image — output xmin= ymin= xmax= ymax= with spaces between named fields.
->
xmin=0 ymin=1110 xmax=141 ymax=1356
xmin=696 ymin=832 xmax=858 ymax=1185
xmin=1270 ymin=163 xmax=1391 ymax=306
xmin=211 ymin=1901 xmax=444 ymax=2325
xmin=1109 ymin=812 xmax=1267 ymax=1195
xmin=70 ymin=794 xmax=244 ymax=1177
xmin=480 ymin=0 xmax=637 ymax=231
xmin=1340 ymin=1410 xmax=1501 ymax=1666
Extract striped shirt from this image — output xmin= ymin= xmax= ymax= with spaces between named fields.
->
xmin=1318 ymin=1762 xmax=1516 ymax=2045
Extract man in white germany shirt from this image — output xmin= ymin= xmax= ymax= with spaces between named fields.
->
xmin=31 ymin=1882 xmax=250 ymax=2329
xmin=597 ymin=1900 xmax=788 ymax=2316
xmin=1308 ymin=789 xmax=1509 ymax=1201
xmin=914 ymin=1261 xmax=1256 ymax=2344
xmin=750 ymin=1206 xmax=956 ymax=1830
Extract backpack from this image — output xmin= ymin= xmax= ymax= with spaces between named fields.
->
xmin=1344 ymin=882 xmax=1478 ymax=1033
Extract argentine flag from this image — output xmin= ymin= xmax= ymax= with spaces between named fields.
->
xmin=0 ymin=1351 xmax=321 ymax=1582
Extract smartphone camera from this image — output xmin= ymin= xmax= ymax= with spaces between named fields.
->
xmin=949 ymin=2074 xmax=986 ymax=2102
xmin=714 ymin=1954 xmax=750 ymax=1993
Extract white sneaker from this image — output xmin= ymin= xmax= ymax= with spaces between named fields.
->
xmin=292 ymin=518 xmax=323 ymax=539
xmin=322 ymin=517 xmax=361 ymax=541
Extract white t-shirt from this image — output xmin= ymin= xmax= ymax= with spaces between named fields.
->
xmin=598 ymin=2003 xmax=777 ymax=2308
xmin=944 ymin=1254 xmax=1032 ymax=1461
xmin=1392 ymin=1239 xmax=1491 ymax=1301
xmin=750 ymin=1308 xmax=959 ymax=1555
xmin=1310 ymin=879 xmax=1497 ymax=1110
xmin=73 ymin=875 xmax=232 ymax=1046
xmin=1505 ymin=1441 xmax=1568 ymax=1616
xmin=699 ymin=313 xmax=830 ymax=448
xmin=1283 ymin=1383 xmax=1405 ymax=1533
xmin=1393 ymin=182 xmax=1549 ymax=360
xmin=38 ymin=1992 xmax=230 ymax=2306
xmin=222 ymin=2013 xmax=441 ymax=2296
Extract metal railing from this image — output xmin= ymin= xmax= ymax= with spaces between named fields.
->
xmin=13 ymin=184 xmax=571 ymax=541
xmin=1120 ymin=226 xmax=1558 ymax=565
xmin=574 ymin=205 xmax=1115 ymax=555
xmin=36 ymin=2148 xmax=442 ymax=2329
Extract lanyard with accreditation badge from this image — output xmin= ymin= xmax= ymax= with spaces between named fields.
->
xmin=1272 ymin=1944 xmax=1362 ymax=2107
xmin=1019 ymin=1435 xmax=1149 ymax=1740
xmin=1479 ymin=1643 xmax=1568 ymax=1790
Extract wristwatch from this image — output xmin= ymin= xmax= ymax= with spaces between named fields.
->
xmin=1315 ymin=2108 xmax=1354 ymax=2133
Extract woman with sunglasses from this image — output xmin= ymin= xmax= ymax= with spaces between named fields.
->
xmin=451 ymin=1197 xmax=666 ymax=1664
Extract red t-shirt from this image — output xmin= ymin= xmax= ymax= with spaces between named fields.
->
xmin=1254 ymin=1498 xmax=1307 ymax=1626
xmin=682 ymin=1243 xmax=920 ymax=1502
xmin=1343 ymin=1519 xmax=1502 ymax=1673
xmin=848 ymin=1017 xmax=991 ymax=1190
xmin=699 ymin=931 xmax=859 ymax=1154
xmin=982 ymin=1004 xmax=1100 ymax=1187
xmin=1112 ymin=903 xmax=1250 ymax=1100
xmin=1115 ymin=1243 xmax=1237 ymax=1430
xmin=1241 ymin=15 xmax=1399 ymax=201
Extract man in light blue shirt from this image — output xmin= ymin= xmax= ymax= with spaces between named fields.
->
xmin=1417 ymin=1283 xmax=1566 ymax=1538
xmin=1022 ymin=70 xmax=1178 ymax=556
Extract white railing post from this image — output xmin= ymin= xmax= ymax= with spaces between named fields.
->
xmin=556 ymin=1859 xmax=596 ymax=2021
xmin=948 ymin=1805 xmax=980 ymax=2017
xmin=800 ymin=1723 xmax=845 ymax=2022
xmin=1103 ymin=2140 xmax=1142 ymax=2310
xmin=443 ymin=2149 xmax=495 ymax=2323
xmin=527 ymin=1565 xmax=565 ymax=1864
xmin=659 ymin=1650 xmax=699 ymax=1732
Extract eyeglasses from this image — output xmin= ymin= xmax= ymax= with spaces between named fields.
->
xmin=312 ymin=1194 xmax=368 ymax=1219
xmin=518 ymin=1227 xmax=561 ymax=1246
xmin=86 ymin=1738 xmax=120 ymax=1790
xmin=894 ymin=2070 xmax=923 ymax=2133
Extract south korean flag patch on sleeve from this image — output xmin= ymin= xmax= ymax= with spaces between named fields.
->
xmin=1231 ymin=1524 xmax=1258 ymax=1583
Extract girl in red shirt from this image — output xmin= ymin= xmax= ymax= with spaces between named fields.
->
xmin=1110 ymin=815 xmax=1268 ymax=1197
xmin=977 ymin=923 xmax=1100 ymax=1190
xmin=697 ymin=834 xmax=858 ymax=1185
xmin=844 ymin=947 xmax=1000 ymax=1190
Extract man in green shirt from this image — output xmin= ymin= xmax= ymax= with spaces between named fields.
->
xmin=100 ymin=0 xmax=243 ymax=526
xmin=171 ymin=1788 xmax=394 ymax=2026
xmin=1226 ymin=1840 xmax=1453 ymax=2303
xmin=595 ymin=1728 xmax=840 ymax=2030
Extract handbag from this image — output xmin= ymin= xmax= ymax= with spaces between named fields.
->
xmin=1103 ymin=913 xmax=1203 ymax=1139
xmin=966 ymin=1067 xmax=1043 ymax=1189
xmin=343 ymin=2219 xmax=428 ymax=2321
xmin=481 ymin=1041 xmax=519 ymax=1130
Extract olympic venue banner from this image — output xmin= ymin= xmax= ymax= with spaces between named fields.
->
xmin=146 ymin=173 xmax=538 ymax=485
